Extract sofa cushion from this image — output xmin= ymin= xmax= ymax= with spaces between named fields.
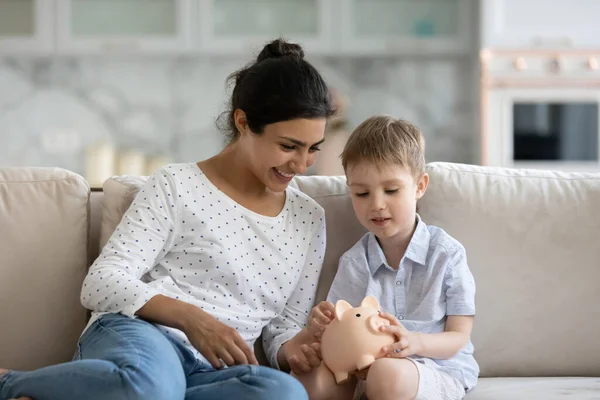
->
xmin=419 ymin=162 xmax=600 ymax=378
xmin=0 ymin=167 xmax=90 ymax=370
xmin=465 ymin=377 xmax=600 ymax=399
xmin=99 ymin=175 xmax=147 ymax=250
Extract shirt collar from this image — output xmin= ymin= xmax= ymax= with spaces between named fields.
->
xmin=366 ymin=214 xmax=430 ymax=275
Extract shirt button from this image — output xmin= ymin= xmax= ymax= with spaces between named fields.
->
xmin=396 ymin=280 xmax=403 ymax=286
xmin=397 ymin=315 xmax=405 ymax=320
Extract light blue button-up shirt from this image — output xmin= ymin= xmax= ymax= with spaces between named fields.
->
xmin=327 ymin=215 xmax=479 ymax=391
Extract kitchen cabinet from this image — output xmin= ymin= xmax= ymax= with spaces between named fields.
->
xmin=0 ymin=0 xmax=479 ymax=56
xmin=339 ymin=0 xmax=472 ymax=54
xmin=55 ymin=0 xmax=193 ymax=53
xmin=481 ymin=0 xmax=600 ymax=49
xmin=0 ymin=0 xmax=54 ymax=53
xmin=197 ymin=0 xmax=335 ymax=55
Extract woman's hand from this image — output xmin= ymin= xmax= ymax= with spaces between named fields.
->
xmin=378 ymin=311 xmax=423 ymax=359
xmin=182 ymin=307 xmax=259 ymax=369
xmin=136 ymin=295 xmax=258 ymax=369
xmin=306 ymin=301 xmax=335 ymax=340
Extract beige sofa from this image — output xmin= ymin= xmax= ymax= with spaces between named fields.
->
xmin=1 ymin=162 xmax=599 ymax=399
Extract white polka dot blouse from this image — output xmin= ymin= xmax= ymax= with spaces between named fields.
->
xmin=80 ymin=163 xmax=326 ymax=368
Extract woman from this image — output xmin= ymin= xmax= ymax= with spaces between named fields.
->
xmin=0 ymin=38 xmax=335 ymax=400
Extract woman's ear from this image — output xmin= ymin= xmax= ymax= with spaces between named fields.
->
xmin=416 ymin=172 xmax=429 ymax=200
xmin=233 ymin=109 xmax=250 ymax=137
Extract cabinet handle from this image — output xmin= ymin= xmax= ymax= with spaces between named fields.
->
xmin=101 ymin=40 xmax=142 ymax=52
xmin=549 ymin=57 xmax=563 ymax=73
xmin=514 ymin=57 xmax=527 ymax=71
xmin=532 ymin=36 xmax=573 ymax=48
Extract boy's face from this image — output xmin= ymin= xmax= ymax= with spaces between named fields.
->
xmin=346 ymin=161 xmax=428 ymax=242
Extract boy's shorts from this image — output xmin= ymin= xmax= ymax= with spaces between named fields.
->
xmin=410 ymin=358 xmax=466 ymax=400
xmin=353 ymin=359 xmax=466 ymax=400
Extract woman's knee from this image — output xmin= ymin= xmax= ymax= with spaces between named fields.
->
xmin=117 ymin=364 xmax=186 ymax=400
xmin=365 ymin=358 xmax=418 ymax=400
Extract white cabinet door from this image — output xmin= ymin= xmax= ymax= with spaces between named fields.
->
xmin=56 ymin=0 xmax=193 ymax=54
xmin=340 ymin=0 xmax=472 ymax=55
xmin=0 ymin=0 xmax=54 ymax=53
xmin=198 ymin=0 xmax=335 ymax=55
xmin=482 ymin=0 xmax=600 ymax=49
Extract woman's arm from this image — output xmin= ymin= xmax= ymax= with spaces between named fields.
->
xmin=277 ymin=255 xmax=370 ymax=373
xmin=262 ymin=211 xmax=327 ymax=371
xmin=83 ymin=169 xmax=257 ymax=368
xmin=81 ymin=168 xmax=178 ymax=316
xmin=136 ymin=294 xmax=198 ymax=332
xmin=137 ymin=294 xmax=258 ymax=368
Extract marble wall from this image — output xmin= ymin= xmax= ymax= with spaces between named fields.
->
xmin=0 ymin=54 xmax=480 ymax=180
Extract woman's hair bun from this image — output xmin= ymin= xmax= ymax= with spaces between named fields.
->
xmin=256 ymin=38 xmax=305 ymax=63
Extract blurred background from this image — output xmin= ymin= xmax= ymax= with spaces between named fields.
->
xmin=1 ymin=0 xmax=599 ymax=187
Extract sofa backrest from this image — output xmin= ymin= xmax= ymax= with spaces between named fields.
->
xmin=0 ymin=167 xmax=90 ymax=370
xmin=419 ymin=163 xmax=600 ymax=378
xmin=100 ymin=162 xmax=600 ymax=378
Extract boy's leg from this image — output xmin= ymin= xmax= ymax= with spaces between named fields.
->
xmin=364 ymin=358 xmax=419 ymax=400
xmin=184 ymin=363 xmax=311 ymax=400
xmin=0 ymin=314 xmax=186 ymax=400
xmin=364 ymin=358 xmax=466 ymax=400
xmin=293 ymin=363 xmax=357 ymax=400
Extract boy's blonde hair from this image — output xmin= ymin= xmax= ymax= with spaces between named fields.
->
xmin=341 ymin=115 xmax=426 ymax=177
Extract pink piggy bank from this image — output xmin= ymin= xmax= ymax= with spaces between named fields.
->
xmin=320 ymin=296 xmax=396 ymax=383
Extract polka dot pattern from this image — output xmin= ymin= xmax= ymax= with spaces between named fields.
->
xmin=81 ymin=163 xmax=326 ymax=368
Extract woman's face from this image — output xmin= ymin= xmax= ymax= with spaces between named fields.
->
xmin=236 ymin=111 xmax=326 ymax=192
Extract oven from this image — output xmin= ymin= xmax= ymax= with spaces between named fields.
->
xmin=481 ymin=50 xmax=600 ymax=172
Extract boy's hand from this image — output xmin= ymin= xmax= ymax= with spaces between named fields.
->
xmin=285 ymin=339 xmax=323 ymax=375
xmin=378 ymin=311 xmax=423 ymax=358
xmin=306 ymin=301 xmax=335 ymax=340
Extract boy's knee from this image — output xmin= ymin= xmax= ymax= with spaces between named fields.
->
xmin=293 ymin=365 xmax=354 ymax=400
xmin=365 ymin=359 xmax=417 ymax=400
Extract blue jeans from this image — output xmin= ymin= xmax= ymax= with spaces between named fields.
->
xmin=0 ymin=313 xmax=308 ymax=400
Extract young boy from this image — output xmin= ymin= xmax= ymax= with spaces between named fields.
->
xmin=300 ymin=115 xmax=478 ymax=400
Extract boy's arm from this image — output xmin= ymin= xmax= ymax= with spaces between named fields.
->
xmin=326 ymin=255 xmax=369 ymax=306
xmin=418 ymin=246 xmax=475 ymax=359
xmin=413 ymin=315 xmax=473 ymax=359
xmin=383 ymin=246 xmax=475 ymax=360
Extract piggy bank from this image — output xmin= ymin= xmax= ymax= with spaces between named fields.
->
xmin=320 ymin=296 xmax=396 ymax=383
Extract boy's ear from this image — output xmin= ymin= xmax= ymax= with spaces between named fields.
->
xmin=415 ymin=172 xmax=429 ymax=200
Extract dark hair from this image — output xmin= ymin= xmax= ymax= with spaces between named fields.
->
xmin=218 ymin=39 xmax=336 ymax=143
